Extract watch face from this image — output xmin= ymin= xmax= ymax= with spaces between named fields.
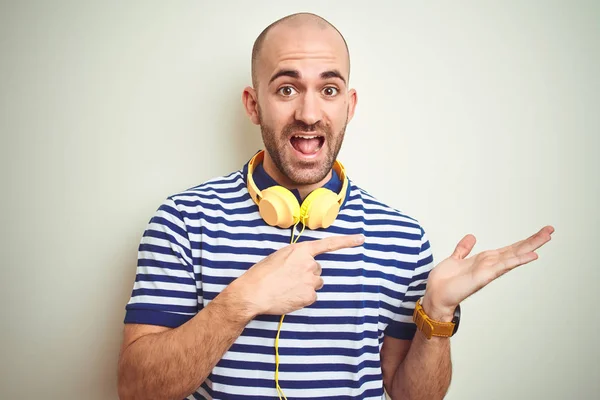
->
xmin=452 ymin=304 xmax=461 ymax=335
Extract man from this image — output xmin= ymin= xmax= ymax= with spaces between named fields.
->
xmin=117 ymin=13 xmax=553 ymax=400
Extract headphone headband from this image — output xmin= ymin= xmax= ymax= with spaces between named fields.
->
xmin=247 ymin=150 xmax=348 ymax=207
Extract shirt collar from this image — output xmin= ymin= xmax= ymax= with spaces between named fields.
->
xmin=243 ymin=154 xmax=347 ymax=207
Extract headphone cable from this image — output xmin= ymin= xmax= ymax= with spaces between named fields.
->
xmin=275 ymin=220 xmax=306 ymax=399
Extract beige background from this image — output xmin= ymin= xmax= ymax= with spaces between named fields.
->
xmin=1 ymin=1 xmax=598 ymax=399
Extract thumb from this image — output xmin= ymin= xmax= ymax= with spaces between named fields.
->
xmin=451 ymin=234 xmax=476 ymax=260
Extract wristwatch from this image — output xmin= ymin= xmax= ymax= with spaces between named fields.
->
xmin=413 ymin=298 xmax=461 ymax=339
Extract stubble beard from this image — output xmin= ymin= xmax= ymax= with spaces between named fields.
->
xmin=258 ymin=107 xmax=348 ymax=186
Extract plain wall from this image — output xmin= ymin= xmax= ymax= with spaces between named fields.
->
xmin=1 ymin=1 xmax=598 ymax=399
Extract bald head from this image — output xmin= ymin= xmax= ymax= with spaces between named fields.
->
xmin=251 ymin=13 xmax=350 ymax=88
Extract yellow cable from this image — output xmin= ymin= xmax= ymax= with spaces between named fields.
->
xmin=275 ymin=220 xmax=305 ymax=399
xmin=275 ymin=314 xmax=287 ymax=399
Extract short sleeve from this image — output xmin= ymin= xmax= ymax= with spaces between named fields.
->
xmin=124 ymin=198 xmax=199 ymax=328
xmin=384 ymin=227 xmax=435 ymax=340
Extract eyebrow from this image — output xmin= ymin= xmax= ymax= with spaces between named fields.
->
xmin=269 ymin=69 xmax=300 ymax=84
xmin=268 ymin=69 xmax=347 ymax=85
xmin=320 ymin=70 xmax=346 ymax=85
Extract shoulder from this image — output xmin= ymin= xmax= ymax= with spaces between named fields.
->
xmin=347 ymin=179 xmax=426 ymax=238
xmin=166 ymin=169 xmax=247 ymax=207
xmin=173 ymin=169 xmax=246 ymax=198
xmin=148 ymin=169 xmax=248 ymax=227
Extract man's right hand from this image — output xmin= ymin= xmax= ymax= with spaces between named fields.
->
xmin=229 ymin=234 xmax=365 ymax=317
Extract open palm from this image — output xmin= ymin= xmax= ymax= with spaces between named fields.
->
xmin=425 ymin=225 xmax=554 ymax=316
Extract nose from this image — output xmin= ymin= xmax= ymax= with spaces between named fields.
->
xmin=294 ymin=92 xmax=322 ymax=126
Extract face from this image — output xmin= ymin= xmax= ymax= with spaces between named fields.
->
xmin=244 ymin=24 xmax=357 ymax=186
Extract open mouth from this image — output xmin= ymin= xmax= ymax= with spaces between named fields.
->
xmin=289 ymin=134 xmax=325 ymax=156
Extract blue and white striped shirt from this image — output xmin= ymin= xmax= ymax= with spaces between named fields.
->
xmin=125 ymin=157 xmax=434 ymax=399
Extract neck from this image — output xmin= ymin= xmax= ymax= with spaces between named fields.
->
xmin=262 ymin=152 xmax=332 ymax=201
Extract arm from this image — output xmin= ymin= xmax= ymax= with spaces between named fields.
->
xmin=381 ymin=228 xmax=451 ymax=400
xmin=117 ymin=283 xmax=254 ymax=400
xmin=382 ymin=225 xmax=553 ymax=399
xmin=118 ymin=228 xmax=364 ymax=400
xmin=381 ymin=301 xmax=452 ymax=400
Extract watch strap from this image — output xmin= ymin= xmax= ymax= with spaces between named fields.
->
xmin=413 ymin=298 xmax=456 ymax=339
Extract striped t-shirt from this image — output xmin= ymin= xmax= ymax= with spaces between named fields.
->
xmin=124 ymin=157 xmax=434 ymax=399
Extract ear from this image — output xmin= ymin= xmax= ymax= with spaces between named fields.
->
xmin=346 ymin=88 xmax=358 ymax=123
xmin=242 ymin=86 xmax=260 ymax=125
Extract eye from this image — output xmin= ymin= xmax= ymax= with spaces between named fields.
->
xmin=322 ymin=86 xmax=339 ymax=97
xmin=278 ymin=86 xmax=297 ymax=97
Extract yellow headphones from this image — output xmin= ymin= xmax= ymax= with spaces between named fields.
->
xmin=247 ymin=150 xmax=349 ymax=230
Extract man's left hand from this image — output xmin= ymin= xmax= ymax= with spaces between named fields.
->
xmin=421 ymin=225 xmax=555 ymax=321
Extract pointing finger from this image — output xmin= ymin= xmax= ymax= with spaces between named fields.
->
xmin=305 ymin=234 xmax=365 ymax=257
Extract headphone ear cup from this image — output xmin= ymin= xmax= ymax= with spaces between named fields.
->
xmin=300 ymin=188 xmax=340 ymax=230
xmin=259 ymin=186 xmax=300 ymax=228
